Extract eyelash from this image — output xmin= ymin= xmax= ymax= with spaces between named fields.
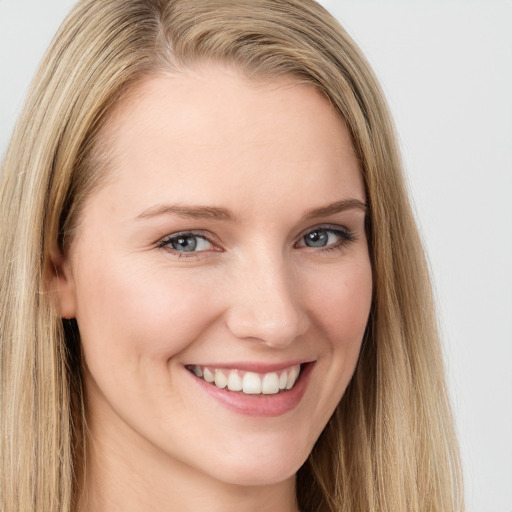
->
xmin=295 ymin=225 xmax=356 ymax=253
xmin=157 ymin=225 xmax=356 ymax=258
xmin=156 ymin=230 xmax=217 ymax=258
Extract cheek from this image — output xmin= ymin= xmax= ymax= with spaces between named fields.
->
xmin=306 ymin=258 xmax=373 ymax=350
xmin=73 ymin=255 xmax=220 ymax=370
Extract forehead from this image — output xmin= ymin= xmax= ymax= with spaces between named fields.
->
xmin=87 ymin=64 xmax=364 ymax=221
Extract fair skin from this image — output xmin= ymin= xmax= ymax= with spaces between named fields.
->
xmin=52 ymin=64 xmax=372 ymax=512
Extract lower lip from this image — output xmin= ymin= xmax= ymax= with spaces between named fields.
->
xmin=187 ymin=363 xmax=314 ymax=417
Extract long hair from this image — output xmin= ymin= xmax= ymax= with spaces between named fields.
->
xmin=0 ymin=1 xmax=464 ymax=510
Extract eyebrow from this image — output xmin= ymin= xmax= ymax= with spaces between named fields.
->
xmin=136 ymin=198 xmax=367 ymax=222
xmin=302 ymin=198 xmax=367 ymax=220
xmin=136 ymin=204 xmax=236 ymax=221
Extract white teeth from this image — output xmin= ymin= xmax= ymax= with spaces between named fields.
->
xmin=214 ymin=370 xmax=227 ymax=389
xmin=243 ymin=372 xmax=262 ymax=394
xmin=262 ymin=372 xmax=280 ymax=394
xmin=189 ymin=364 xmax=303 ymax=395
xmin=286 ymin=365 xmax=300 ymax=390
xmin=278 ymin=371 xmax=288 ymax=390
xmin=203 ymin=367 xmax=214 ymax=383
xmin=227 ymin=371 xmax=243 ymax=392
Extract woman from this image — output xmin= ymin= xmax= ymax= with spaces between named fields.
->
xmin=0 ymin=0 xmax=464 ymax=511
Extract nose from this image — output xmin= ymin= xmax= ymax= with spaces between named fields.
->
xmin=224 ymin=252 xmax=309 ymax=348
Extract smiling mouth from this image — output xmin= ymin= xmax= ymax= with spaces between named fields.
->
xmin=185 ymin=364 xmax=303 ymax=395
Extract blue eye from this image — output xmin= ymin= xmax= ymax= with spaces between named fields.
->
xmin=297 ymin=227 xmax=353 ymax=250
xmin=159 ymin=232 xmax=214 ymax=253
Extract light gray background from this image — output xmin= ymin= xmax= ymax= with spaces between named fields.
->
xmin=1 ymin=1 xmax=511 ymax=511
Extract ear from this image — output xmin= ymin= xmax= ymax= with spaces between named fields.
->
xmin=48 ymin=245 xmax=77 ymax=319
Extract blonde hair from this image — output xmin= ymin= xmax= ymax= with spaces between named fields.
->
xmin=0 ymin=0 xmax=464 ymax=511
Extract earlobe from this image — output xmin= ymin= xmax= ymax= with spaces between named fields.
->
xmin=48 ymin=246 xmax=77 ymax=319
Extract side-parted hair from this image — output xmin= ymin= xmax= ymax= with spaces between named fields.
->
xmin=0 ymin=1 xmax=464 ymax=511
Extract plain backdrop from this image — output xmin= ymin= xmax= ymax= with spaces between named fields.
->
xmin=1 ymin=1 xmax=511 ymax=511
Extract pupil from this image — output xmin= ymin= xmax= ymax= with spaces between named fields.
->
xmin=305 ymin=230 xmax=328 ymax=247
xmin=172 ymin=236 xmax=197 ymax=252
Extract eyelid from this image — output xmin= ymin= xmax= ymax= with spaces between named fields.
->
xmin=156 ymin=230 xmax=222 ymax=254
xmin=296 ymin=223 xmax=352 ymax=240
xmin=294 ymin=224 xmax=355 ymax=249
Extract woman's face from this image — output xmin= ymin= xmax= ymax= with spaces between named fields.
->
xmin=54 ymin=65 xmax=372 ymax=487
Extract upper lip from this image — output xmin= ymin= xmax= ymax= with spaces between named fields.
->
xmin=184 ymin=359 xmax=315 ymax=373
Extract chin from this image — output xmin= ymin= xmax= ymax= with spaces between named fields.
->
xmin=196 ymin=432 xmax=312 ymax=487
xmin=209 ymin=462 xmax=301 ymax=488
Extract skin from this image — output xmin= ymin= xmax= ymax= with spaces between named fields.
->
xmin=52 ymin=64 xmax=373 ymax=512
